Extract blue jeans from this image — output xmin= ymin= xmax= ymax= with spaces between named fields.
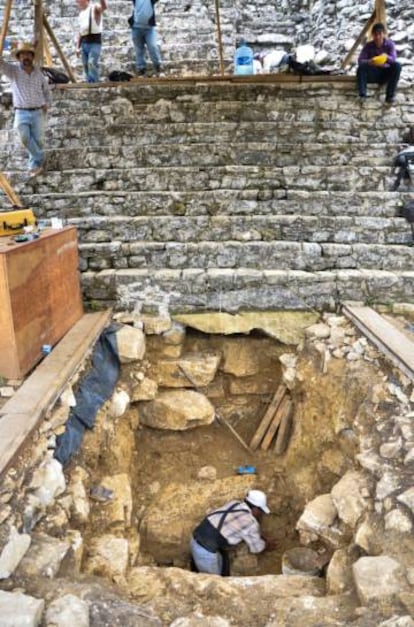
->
xmin=81 ymin=41 xmax=101 ymax=83
xmin=131 ymin=26 xmax=162 ymax=71
xmin=357 ymin=62 xmax=402 ymax=101
xmin=14 ymin=108 xmax=46 ymax=170
xmin=190 ymin=537 xmax=222 ymax=575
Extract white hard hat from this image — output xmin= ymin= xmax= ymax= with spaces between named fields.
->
xmin=246 ymin=489 xmax=270 ymax=514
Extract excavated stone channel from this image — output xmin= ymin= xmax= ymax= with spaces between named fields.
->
xmin=0 ymin=310 xmax=414 ymax=626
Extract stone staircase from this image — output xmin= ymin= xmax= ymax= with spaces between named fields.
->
xmin=0 ymin=78 xmax=413 ymax=313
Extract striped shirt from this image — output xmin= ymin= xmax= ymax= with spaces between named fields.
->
xmin=0 ymin=59 xmax=51 ymax=109
xmin=206 ymin=500 xmax=266 ymax=553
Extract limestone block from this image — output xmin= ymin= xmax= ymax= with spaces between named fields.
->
xmin=330 ymin=470 xmax=370 ymax=527
xmin=69 ymin=467 xmax=90 ymax=525
xmin=378 ymin=617 xmax=414 ymax=627
xmin=84 ymin=535 xmax=129 ymax=579
xmin=384 ymin=509 xmax=413 ymax=534
xmin=99 ymin=473 xmax=132 ymax=528
xmin=115 ymin=325 xmax=145 ymax=363
xmin=140 ymin=476 xmax=254 ymax=562
xmin=221 ymin=339 xmax=264 ymax=377
xmin=30 ymin=458 xmax=66 ymax=507
xmin=15 ymin=533 xmax=71 ymax=579
xmin=304 ymin=323 xmax=331 ymax=340
xmin=376 ymin=471 xmax=401 ymax=500
xmin=0 ymin=526 xmax=31 ymax=579
xmin=162 ymin=321 xmax=186 ymax=345
xmin=353 ymin=556 xmax=407 ymax=605
xmin=170 ymin=616 xmax=231 ymax=627
xmin=0 ymin=590 xmax=44 ymax=627
xmin=151 ymin=353 xmax=220 ymax=388
xmin=354 ymin=514 xmax=384 ymax=555
xmin=397 ymin=487 xmax=414 ymax=514
xmin=139 ymin=390 xmax=215 ymax=431
xmin=109 ymin=389 xmax=130 ymax=418
xmin=131 ymin=376 xmax=158 ymax=401
xmin=45 ymin=594 xmax=89 ymax=627
xmin=141 ymin=315 xmax=172 ymax=335
xmin=326 ymin=549 xmax=355 ymax=595
xmin=296 ymin=494 xmax=338 ymax=543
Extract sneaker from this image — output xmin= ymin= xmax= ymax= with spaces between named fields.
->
xmin=385 ymin=98 xmax=396 ymax=107
xmin=154 ymin=65 xmax=165 ymax=77
xmin=136 ymin=68 xmax=146 ymax=77
xmin=28 ymin=165 xmax=44 ymax=177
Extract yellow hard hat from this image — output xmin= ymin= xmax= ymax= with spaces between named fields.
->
xmin=372 ymin=54 xmax=387 ymax=66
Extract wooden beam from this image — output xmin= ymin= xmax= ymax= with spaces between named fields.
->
xmin=0 ymin=0 xmax=13 ymax=54
xmin=374 ymin=0 xmax=387 ymax=31
xmin=260 ymin=393 xmax=291 ymax=451
xmin=214 ymin=0 xmax=225 ymax=76
xmin=43 ymin=25 xmax=53 ymax=67
xmin=274 ymin=399 xmax=294 ymax=455
xmin=341 ymin=11 xmax=376 ymax=69
xmin=249 ymin=383 xmax=287 ymax=450
xmin=33 ymin=0 xmax=44 ymax=65
xmin=43 ymin=14 xmax=77 ymax=83
xmin=0 ymin=172 xmax=24 ymax=207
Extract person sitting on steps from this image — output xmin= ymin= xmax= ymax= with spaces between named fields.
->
xmin=190 ymin=489 xmax=277 ymax=576
xmin=357 ymin=22 xmax=401 ymax=106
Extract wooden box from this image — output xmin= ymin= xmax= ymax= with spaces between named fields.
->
xmin=0 ymin=226 xmax=84 ymax=379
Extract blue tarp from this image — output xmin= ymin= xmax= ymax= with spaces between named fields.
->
xmin=55 ymin=324 xmax=120 ymax=465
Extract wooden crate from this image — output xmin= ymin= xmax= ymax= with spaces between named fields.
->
xmin=0 ymin=227 xmax=84 ymax=379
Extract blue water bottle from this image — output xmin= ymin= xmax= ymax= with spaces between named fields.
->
xmin=234 ymin=39 xmax=254 ymax=75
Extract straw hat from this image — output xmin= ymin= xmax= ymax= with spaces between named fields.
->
xmin=14 ymin=42 xmax=36 ymax=59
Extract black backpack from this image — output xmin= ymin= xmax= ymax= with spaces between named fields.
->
xmin=41 ymin=67 xmax=70 ymax=84
xmin=393 ymin=147 xmax=414 ymax=191
xmin=108 ymin=70 xmax=134 ymax=82
xmin=288 ymin=57 xmax=331 ymax=76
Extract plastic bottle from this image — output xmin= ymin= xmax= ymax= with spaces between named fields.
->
xmin=234 ymin=40 xmax=254 ymax=75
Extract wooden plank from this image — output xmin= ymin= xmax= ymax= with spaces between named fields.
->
xmin=249 ymin=383 xmax=287 ymax=450
xmin=43 ymin=14 xmax=77 ymax=83
xmin=260 ymin=393 xmax=291 ymax=451
xmin=0 ymin=172 xmax=24 ymax=207
xmin=343 ymin=303 xmax=414 ymax=381
xmin=178 ymin=365 xmax=253 ymax=454
xmin=0 ymin=310 xmax=112 ymax=477
xmin=0 ymin=0 xmax=13 ymax=54
xmin=274 ymin=399 xmax=293 ymax=455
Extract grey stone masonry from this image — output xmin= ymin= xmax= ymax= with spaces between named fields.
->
xmin=0 ymin=78 xmax=414 ymax=313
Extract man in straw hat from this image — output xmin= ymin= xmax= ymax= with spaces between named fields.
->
xmin=190 ymin=489 xmax=277 ymax=576
xmin=0 ymin=42 xmax=51 ymax=176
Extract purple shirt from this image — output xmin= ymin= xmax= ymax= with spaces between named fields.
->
xmin=358 ymin=38 xmax=397 ymax=68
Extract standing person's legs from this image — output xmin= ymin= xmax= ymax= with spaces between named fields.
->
xmin=190 ymin=537 xmax=223 ymax=575
xmin=81 ymin=42 xmax=101 ymax=82
xmin=385 ymin=61 xmax=402 ymax=102
xmin=144 ymin=27 xmax=162 ymax=72
xmin=132 ymin=27 xmax=147 ymax=73
xmin=14 ymin=109 xmax=46 ymax=171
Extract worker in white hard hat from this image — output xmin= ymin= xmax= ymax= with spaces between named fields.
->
xmin=190 ymin=489 xmax=277 ymax=576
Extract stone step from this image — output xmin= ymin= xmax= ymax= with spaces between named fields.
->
xmin=81 ymin=267 xmax=414 ymax=313
xmin=0 ymin=142 xmax=399 ymax=172
xmin=3 ymin=189 xmax=408 ymax=219
xmin=70 ymin=214 xmax=411 ymax=246
xmin=77 ymin=239 xmax=414 ymax=273
xmin=3 ymin=164 xmax=398 ymax=194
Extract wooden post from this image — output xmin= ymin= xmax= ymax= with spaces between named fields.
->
xmin=43 ymin=26 xmax=53 ymax=67
xmin=33 ymin=0 xmax=44 ymax=65
xmin=43 ymin=14 xmax=77 ymax=82
xmin=214 ymin=0 xmax=225 ymax=76
xmin=374 ymin=0 xmax=387 ymax=31
xmin=0 ymin=0 xmax=13 ymax=54
xmin=249 ymin=384 xmax=287 ymax=450
xmin=260 ymin=394 xmax=291 ymax=451
xmin=274 ymin=399 xmax=293 ymax=455
xmin=0 ymin=172 xmax=24 ymax=207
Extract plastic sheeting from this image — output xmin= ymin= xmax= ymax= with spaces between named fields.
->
xmin=55 ymin=324 xmax=120 ymax=466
